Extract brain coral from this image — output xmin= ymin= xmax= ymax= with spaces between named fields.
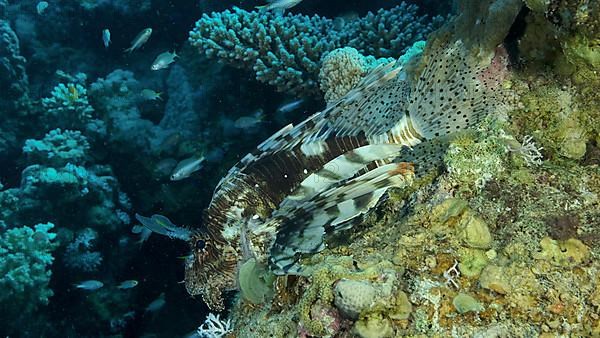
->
xmin=319 ymin=47 xmax=393 ymax=103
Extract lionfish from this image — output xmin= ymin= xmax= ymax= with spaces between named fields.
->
xmin=143 ymin=41 xmax=505 ymax=311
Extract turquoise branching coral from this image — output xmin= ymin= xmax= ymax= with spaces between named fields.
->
xmin=23 ymin=128 xmax=90 ymax=167
xmin=42 ymin=83 xmax=94 ymax=130
xmin=189 ymin=4 xmax=441 ymax=97
xmin=0 ymin=222 xmax=57 ymax=313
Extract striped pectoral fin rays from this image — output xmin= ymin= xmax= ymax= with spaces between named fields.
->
xmin=289 ymin=143 xmax=411 ymax=201
xmin=269 ymin=161 xmax=415 ymax=274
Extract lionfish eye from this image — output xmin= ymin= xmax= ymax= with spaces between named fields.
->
xmin=195 ymin=239 xmax=206 ymax=251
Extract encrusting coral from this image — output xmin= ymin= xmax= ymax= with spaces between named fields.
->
xmin=318 ymin=47 xmax=393 ymax=104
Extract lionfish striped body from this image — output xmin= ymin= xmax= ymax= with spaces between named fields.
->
xmin=184 ymin=41 xmax=504 ymax=310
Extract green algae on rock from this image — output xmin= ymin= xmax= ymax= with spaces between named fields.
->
xmin=453 ymin=292 xmax=484 ymax=314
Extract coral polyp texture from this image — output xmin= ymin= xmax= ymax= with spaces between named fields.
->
xmin=189 ymin=3 xmax=441 ymax=97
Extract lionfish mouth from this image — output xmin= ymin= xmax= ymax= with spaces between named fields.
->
xmin=183 ymin=232 xmax=239 ymax=311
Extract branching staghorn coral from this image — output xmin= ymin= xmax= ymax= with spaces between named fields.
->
xmin=189 ymin=4 xmax=441 ymax=98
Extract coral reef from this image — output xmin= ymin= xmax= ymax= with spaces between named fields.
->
xmin=0 ymin=222 xmax=57 ymax=320
xmin=22 ymin=128 xmax=90 ymax=167
xmin=89 ymin=70 xmax=156 ymax=152
xmin=189 ymin=4 xmax=441 ymax=98
xmin=63 ymin=227 xmax=103 ymax=272
xmin=0 ymin=14 xmax=30 ymax=114
xmin=41 ymin=83 xmax=95 ymax=130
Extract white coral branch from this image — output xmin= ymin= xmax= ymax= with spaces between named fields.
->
xmin=197 ymin=313 xmax=232 ymax=338
xmin=507 ymin=135 xmax=544 ymax=166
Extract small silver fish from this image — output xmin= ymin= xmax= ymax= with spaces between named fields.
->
xmin=145 ymin=292 xmax=166 ymax=313
xmin=124 ymin=28 xmax=152 ymax=53
xmin=333 ymin=11 xmax=359 ymax=30
xmin=277 ymin=99 xmax=304 ymax=114
xmin=140 ymin=89 xmax=162 ymax=101
xmin=170 ymin=156 xmax=205 ymax=181
xmin=256 ymin=0 xmax=303 ymax=13
xmin=117 ymin=280 xmax=139 ymax=289
xmin=234 ymin=110 xmax=265 ymax=129
xmin=151 ymin=51 xmax=178 ymax=71
xmin=74 ymin=280 xmax=104 ymax=291
xmin=36 ymin=1 xmax=49 ymax=15
xmin=102 ymin=29 xmax=111 ymax=48
xmin=134 ymin=213 xmax=191 ymax=240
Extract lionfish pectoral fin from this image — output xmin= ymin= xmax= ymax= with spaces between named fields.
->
xmin=320 ymin=61 xmax=409 ymax=138
xmin=269 ymin=162 xmax=415 ymax=274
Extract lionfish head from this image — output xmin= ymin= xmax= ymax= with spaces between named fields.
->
xmin=183 ymin=213 xmax=239 ymax=311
